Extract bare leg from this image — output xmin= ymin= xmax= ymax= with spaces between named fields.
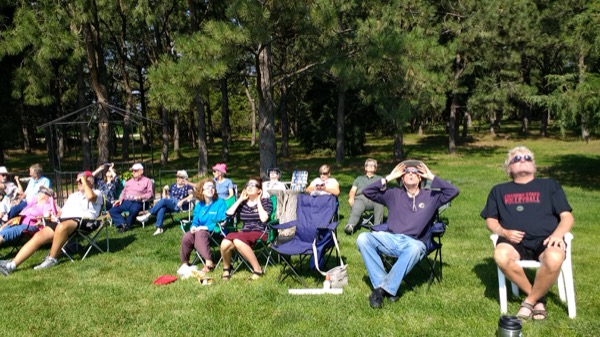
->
xmin=233 ymin=239 xmax=262 ymax=273
xmin=494 ymin=243 xmax=533 ymax=294
xmin=48 ymin=220 xmax=78 ymax=259
xmin=13 ymin=227 xmax=55 ymax=267
xmin=525 ymin=247 xmax=565 ymax=319
xmin=220 ymin=239 xmax=235 ymax=276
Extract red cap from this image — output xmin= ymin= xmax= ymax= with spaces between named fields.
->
xmin=78 ymin=171 xmax=93 ymax=178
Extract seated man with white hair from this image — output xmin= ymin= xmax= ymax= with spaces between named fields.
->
xmin=136 ymin=170 xmax=194 ymax=236
xmin=109 ymin=163 xmax=153 ymax=233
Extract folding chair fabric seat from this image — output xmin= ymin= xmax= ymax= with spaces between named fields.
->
xmin=271 ymin=194 xmax=339 ymax=287
xmin=61 ymin=214 xmax=110 ymax=262
xmin=490 ymin=232 xmax=576 ymax=318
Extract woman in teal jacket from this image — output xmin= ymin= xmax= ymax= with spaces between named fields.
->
xmin=179 ymin=179 xmax=227 ymax=273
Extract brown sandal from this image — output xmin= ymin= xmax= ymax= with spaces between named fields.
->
xmin=532 ymin=302 xmax=547 ymax=320
xmin=516 ymin=301 xmax=535 ymax=320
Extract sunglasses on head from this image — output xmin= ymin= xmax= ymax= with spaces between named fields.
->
xmin=510 ymin=154 xmax=533 ymax=164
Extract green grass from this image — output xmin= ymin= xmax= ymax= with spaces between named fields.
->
xmin=2 ymin=129 xmax=600 ymax=336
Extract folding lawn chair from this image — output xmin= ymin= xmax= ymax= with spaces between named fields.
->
xmin=271 ymin=194 xmax=340 ymax=287
xmin=181 ymin=195 xmax=238 ymax=269
xmin=231 ymin=195 xmax=279 ymax=275
xmin=59 ymin=196 xmax=110 ymax=261
xmin=375 ymin=204 xmax=448 ymax=290
xmin=490 ymin=232 xmax=576 ymax=318
xmin=289 ymin=170 xmax=308 ymax=192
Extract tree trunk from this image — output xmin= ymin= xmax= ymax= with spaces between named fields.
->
xmin=174 ymin=111 xmax=181 ymax=159
xmin=279 ymin=83 xmax=289 ymax=158
xmin=188 ymin=107 xmax=196 ymax=149
xmin=393 ymin=129 xmax=404 ymax=160
xmin=161 ymin=107 xmax=169 ymax=166
xmin=540 ymin=109 xmax=548 ymax=136
xmin=335 ymin=83 xmax=346 ymax=164
xmin=256 ymin=43 xmax=277 ymax=178
xmin=578 ymin=51 xmax=590 ymax=142
xmin=448 ymin=94 xmax=458 ymax=154
xmin=195 ymin=93 xmax=208 ymax=175
xmin=220 ymin=78 xmax=230 ymax=161
xmin=244 ymin=79 xmax=257 ymax=147
xmin=461 ymin=112 xmax=471 ymax=139
xmin=137 ymin=65 xmax=149 ymax=148
xmin=206 ymin=91 xmax=214 ymax=148
xmin=77 ymin=61 xmax=93 ymax=170
xmin=81 ymin=16 xmax=111 ymax=165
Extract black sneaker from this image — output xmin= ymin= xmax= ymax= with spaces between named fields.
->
xmin=369 ymin=287 xmax=385 ymax=309
xmin=117 ymin=225 xmax=131 ymax=233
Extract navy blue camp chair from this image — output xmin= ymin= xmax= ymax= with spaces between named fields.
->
xmin=271 ymin=194 xmax=339 ymax=287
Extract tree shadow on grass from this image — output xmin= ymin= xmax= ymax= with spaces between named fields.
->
xmin=539 ymin=154 xmax=600 ymax=191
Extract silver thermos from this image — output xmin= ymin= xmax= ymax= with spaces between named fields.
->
xmin=497 ymin=315 xmax=522 ymax=337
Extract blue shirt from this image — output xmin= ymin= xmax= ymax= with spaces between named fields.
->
xmin=169 ymin=183 xmax=194 ymax=210
xmin=215 ymin=178 xmax=234 ymax=199
xmin=192 ymin=198 xmax=227 ymax=232
xmin=24 ymin=176 xmax=51 ymax=202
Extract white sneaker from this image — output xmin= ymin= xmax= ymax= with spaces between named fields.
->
xmin=34 ymin=256 xmax=58 ymax=270
xmin=136 ymin=212 xmax=152 ymax=223
xmin=177 ymin=264 xmax=191 ymax=278
xmin=152 ymin=228 xmax=164 ymax=236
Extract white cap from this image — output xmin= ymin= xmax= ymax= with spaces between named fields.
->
xmin=176 ymin=170 xmax=188 ymax=179
xmin=130 ymin=163 xmax=144 ymax=171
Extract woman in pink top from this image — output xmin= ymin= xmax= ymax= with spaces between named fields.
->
xmin=0 ymin=186 xmax=56 ymax=246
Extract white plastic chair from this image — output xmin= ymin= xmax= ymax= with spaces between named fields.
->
xmin=490 ymin=232 xmax=576 ymax=318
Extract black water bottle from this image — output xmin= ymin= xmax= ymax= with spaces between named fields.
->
xmin=497 ymin=315 xmax=522 ymax=337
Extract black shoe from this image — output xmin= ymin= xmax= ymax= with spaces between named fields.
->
xmin=117 ymin=225 xmax=131 ymax=233
xmin=369 ymin=287 xmax=385 ymax=309
xmin=387 ymin=293 xmax=400 ymax=302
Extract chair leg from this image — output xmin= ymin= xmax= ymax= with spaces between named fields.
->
xmin=498 ymin=267 xmax=509 ymax=314
xmin=562 ymin=262 xmax=577 ymax=318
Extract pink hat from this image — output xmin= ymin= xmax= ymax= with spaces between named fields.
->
xmin=77 ymin=171 xmax=93 ymax=178
xmin=212 ymin=163 xmax=227 ymax=174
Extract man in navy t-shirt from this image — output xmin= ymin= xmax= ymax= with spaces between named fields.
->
xmin=481 ymin=146 xmax=574 ymax=320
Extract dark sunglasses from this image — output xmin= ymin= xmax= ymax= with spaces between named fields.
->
xmin=0 ymin=174 xmax=7 ymax=177
xmin=403 ymin=168 xmax=419 ymax=174
xmin=246 ymin=182 xmax=259 ymax=188
xmin=510 ymin=155 xmax=533 ymax=164
xmin=319 ymin=172 xmax=330 ymax=175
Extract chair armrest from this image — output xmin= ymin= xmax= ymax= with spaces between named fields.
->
xmin=317 ymin=221 xmax=338 ymax=231
xmin=371 ymin=224 xmax=389 ymax=232
xmin=272 ymin=220 xmax=298 ymax=230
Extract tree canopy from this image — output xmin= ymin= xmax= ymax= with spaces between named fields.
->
xmin=1 ymin=0 xmax=598 ymax=171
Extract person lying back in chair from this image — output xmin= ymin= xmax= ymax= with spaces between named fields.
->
xmin=481 ymin=146 xmax=574 ymax=321
xmin=0 ymin=171 xmax=103 ymax=275
xmin=0 ymin=186 xmax=57 ymax=247
xmin=357 ymin=160 xmax=459 ymax=309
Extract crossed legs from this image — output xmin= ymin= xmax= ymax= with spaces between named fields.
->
xmin=494 ymin=243 xmax=565 ymax=318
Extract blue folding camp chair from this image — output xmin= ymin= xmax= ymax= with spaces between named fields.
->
xmin=271 ymin=194 xmax=340 ymax=287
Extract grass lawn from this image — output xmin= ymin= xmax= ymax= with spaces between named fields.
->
xmin=1 ymin=129 xmax=599 ymax=336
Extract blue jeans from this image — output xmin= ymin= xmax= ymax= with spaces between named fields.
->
xmin=7 ymin=200 xmax=27 ymax=219
xmin=109 ymin=200 xmax=143 ymax=227
xmin=0 ymin=224 xmax=38 ymax=243
xmin=148 ymin=198 xmax=180 ymax=228
xmin=356 ymin=231 xmax=426 ymax=296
